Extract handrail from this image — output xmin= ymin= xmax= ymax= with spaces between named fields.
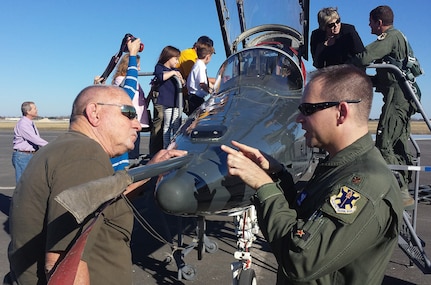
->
xmin=367 ymin=63 xmax=431 ymax=132
xmin=367 ymin=63 xmax=431 ymax=273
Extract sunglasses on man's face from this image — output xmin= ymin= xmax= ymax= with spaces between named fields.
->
xmin=298 ymin=99 xmax=361 ymax=116
xmin=327 ymin=18 xmax=341 ymax=29
xmin=97 ymin=103 xmax=137 ymax=120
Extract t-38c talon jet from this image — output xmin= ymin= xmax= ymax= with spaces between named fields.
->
xmin=154 ymin=1 xmax=311 ymax=282
xmin=53 ymin=0 xmax=312 ymax=284
xmin=157 ymin=0 xmax=311 ymax=217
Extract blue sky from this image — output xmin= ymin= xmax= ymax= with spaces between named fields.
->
xmin=0 ymin=0 xmax=429 ymax=120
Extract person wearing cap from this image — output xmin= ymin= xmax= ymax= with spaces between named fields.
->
xmin=12 ymin=101 xmax=48 ymax=183
xmin=177 ymin=35 xmax=216 ymax=86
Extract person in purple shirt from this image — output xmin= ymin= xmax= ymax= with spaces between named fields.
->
xmin=12 ymin=101 xmax=48 ymax=183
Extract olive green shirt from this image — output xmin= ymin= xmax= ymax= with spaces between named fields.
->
xmin=9 ymin=131 xmax=134 ymax=285
xmin=352 ymin=27 xmax=407 ymax=90
xmin=253 ymin=134 xmax=403 ymax=285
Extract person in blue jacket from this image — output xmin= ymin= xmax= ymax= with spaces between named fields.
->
xmin=101 ymin=37 xmax=144 ymax=171
xmin=153 ymin=46 xmax=185 ymax=148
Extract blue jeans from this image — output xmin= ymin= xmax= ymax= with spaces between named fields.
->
xmin=11 ymin=151 xmax=33 ymax=183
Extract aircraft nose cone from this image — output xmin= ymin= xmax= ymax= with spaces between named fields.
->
xmin=155 ymin=168 xmax=200 ymax=215
xmin=155 ymin=161 xmax=252 ymax=216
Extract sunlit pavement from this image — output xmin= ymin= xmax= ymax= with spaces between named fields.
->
xmin=0 ymin=130 xmax=430 ymax=284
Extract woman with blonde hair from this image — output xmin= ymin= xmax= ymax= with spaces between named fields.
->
xmin=310 ymin=7 xmax=365 ymax=68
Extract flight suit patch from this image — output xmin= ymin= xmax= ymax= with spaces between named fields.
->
xmin=330 ymin=186 xmax=361 ymax=214
xmin=377 ymin=32 xmax=387 ymax=40
xmin=295 ymin=229 xmax=310 ymax=241
xmin=351 ymin=176 xmax=361 ymax=185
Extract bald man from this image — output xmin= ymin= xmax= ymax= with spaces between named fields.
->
xmin=8 ymin=85 xmax=187 ymax=285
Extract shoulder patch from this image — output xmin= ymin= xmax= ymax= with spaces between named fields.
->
xmin=377 ymin=33 xmax=387 ymax=41
xmin=330 ymin=186 xmax=361 ymax=214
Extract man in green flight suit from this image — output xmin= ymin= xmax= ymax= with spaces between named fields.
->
xmin=222 ymin=64 xmax=403 ymax=285
xmin=352 ymin=5 xmax=421 ymax=208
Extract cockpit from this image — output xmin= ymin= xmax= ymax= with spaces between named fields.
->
xmin=214 ymin=46 xmax=304 ymax=96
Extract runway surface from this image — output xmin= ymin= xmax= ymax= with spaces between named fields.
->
xmin=0 ymin=129 xmax=430 ymax=284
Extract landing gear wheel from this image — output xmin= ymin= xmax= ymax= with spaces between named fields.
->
xmin=180 ymin=264 xmax=197 ymax=281
xmin=205 ymin=240 xmax=219 ymax=253
xmin=238 ymin=269 xmax=257 ymax=285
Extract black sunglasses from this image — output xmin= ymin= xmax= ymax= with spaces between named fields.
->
xmin=327 ymin=18 xmax=341 ymax=29
xmin=97 ymin=103 xmax=137 ymax=120
xmin=298 ymin=99 xmax=361 ymax=116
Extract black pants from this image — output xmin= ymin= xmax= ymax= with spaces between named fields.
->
xmin=149 ymin=103 xmax=164 ymax=156
xmin=187 ymin=94 xmax=205 ymax=115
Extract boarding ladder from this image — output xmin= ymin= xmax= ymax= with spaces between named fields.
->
xmin=368 ymin=63 xmax=431 ymax=274
xmin=136 ymin=72 xmax=214 ymax=281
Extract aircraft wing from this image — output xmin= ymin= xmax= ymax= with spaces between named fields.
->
xmin=55 ymin=154 xmax=193 ymax=223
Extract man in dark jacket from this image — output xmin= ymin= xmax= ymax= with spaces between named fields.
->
xmin=311 ymin=7 xmax=365 ymax=68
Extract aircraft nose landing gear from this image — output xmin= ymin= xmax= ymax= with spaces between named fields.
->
xmin=231 ymin=206 xmax=259 ymax=285
xmin=239 ymin=269 xmax=257 ymax=285
xmin=231 ymin=252 xmax=257 ymax=285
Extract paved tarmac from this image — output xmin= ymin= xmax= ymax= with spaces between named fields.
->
xmin=0 ymin=129 xmax=430 ymax=284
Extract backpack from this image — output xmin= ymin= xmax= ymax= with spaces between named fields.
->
xmin=147 ymin=76 xmax=160 ymax=104
xmin=384 ymin=32 xmax=424 ymax=81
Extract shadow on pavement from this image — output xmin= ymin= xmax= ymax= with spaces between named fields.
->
xmin=0 ymin=194 xmax=10 ymax=234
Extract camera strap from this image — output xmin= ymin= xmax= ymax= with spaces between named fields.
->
xmin=98 ymin=34 xmax=131 ymax=84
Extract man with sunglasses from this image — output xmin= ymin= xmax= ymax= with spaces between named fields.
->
xmin=310 ymin=7 xmax=365 ymax=68
xmin=222 ymin=65 xmax=402 ymax=285
xmin=352 ymin=5 xmax=421 ymax=208
xmin=7 ymin=85 xmax=187 ymax=285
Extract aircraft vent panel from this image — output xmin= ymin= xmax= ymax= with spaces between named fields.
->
xmin=190 ymin=125 xmax=227 ymax=140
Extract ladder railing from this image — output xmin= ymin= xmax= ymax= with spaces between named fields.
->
xmin=138 ymin=71 xmax=184 ymax=115
xmin=367 ymin=63 xmax=431 ymax=274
